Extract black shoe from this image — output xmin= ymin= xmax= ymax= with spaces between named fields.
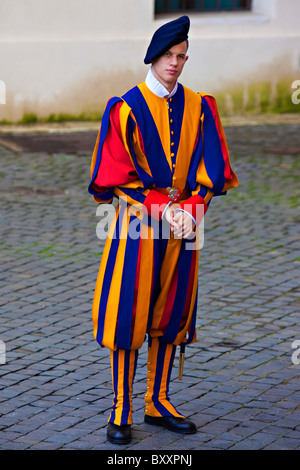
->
xmin=107 ymin=422 xmax=132 ymax=445
xmin=144 ymin=415 xmax=197 ymax=434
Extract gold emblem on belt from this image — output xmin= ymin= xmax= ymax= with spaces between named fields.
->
xmin=167 ymin=187 xmax=181 ymax=203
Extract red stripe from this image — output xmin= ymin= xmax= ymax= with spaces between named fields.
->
xmin=180 ymin=249 xmax=196 ymax=328
xmin=131 ymin=238 xmax=141 ymax=337
xmin=180 ymin=194 xmax=207 ymax=225
xmin=142 ymin=189 xmax=170 ymax=221
xmin=137 ymin=123 xmax=145 ymax=154
xmin=93 ymin=101 xmax=137 ymax=189
xmin=204 ymin=96 xmax=232 ymax=181
xmin=158 ymin=262 xmax=179 ymax=331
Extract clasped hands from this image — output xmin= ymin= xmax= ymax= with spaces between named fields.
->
xmin=164 ymin=203 xmax=196 ymax=239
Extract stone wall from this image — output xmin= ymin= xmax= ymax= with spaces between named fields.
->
xmin=0 ymin=0 xmax=299 ymax=122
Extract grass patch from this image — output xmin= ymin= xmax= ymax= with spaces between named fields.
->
xmin=1 ymin=111 xmax=103 ymax=125
xmin=216 ymin=79 xmax=300 ymax=116
xmin=45 ymin=112 xmax=101 ymax=122
xmin=18 ymin=113 xmax=38 ymax=124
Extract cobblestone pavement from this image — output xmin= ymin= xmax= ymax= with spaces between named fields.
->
xmin=0 ymin=116 xmax=300 ymax=451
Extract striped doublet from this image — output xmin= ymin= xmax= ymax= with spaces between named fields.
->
xmin=88 ymin=83 xmax=238 ymax=352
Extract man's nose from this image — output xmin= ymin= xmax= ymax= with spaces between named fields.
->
xmin=170 ymin=54 xmax=178 ymax=66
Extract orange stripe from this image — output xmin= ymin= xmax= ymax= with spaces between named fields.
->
xmin=91 ymin=128 xmax=110 ymax=204
xmin=174 ymin=247 xmax=199 ymax=346
xmin=102 ymin=206 xmax=130 ymax=349
xmin=145 ymin=338 xmax=161 ymax=417
xmin=92 ymin=205 xmax=119 ymax=341
xmin=158 ymin=345 xmax=174 ymax=414
xmin=150 ymin=238 xmax=182 ymax=332
xmin=158 ymin=262 xmax=178 ymax=331
xmin=204 ymin=189 xmax=214 ymax=205
xmin=109 ymin=349 xmax=137 ymax=425
xmin=127 ymin=350 xmax=137 ymax=423
xmin=131 ymin=226 xmax=154 ymax=349
xmin=109 ymin=348 xmax=115 ymax=423
xmin=119 ymin=101 xmax=153 ymax=180
xmin=120 ymin=97 xmax=153 ymax=179
xmin=114 ymin=350 xmax=125 ymax=425
xmin=114 ymin=187 xmax=150 ymax=210
xmin=90 ymin=128 xmax=100 ymax=178
xmin=174 ymin=87 xmax=202 ymax=188
xmin=138 ymin=82 xmax=172 ymax=170
xmin=145 ymin=339 xmax=183 ymax=418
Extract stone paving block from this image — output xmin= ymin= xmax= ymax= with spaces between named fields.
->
xmin=228 ymin=431 xmax=280 ymax=450
xmin=264 ymin=438 xmax=300 ymax=450
xmin=1 ymin=121 xmax=300 ymax=450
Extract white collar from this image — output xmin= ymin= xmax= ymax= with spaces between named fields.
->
xmin=145 ymin=66 xmax=178 ymax=99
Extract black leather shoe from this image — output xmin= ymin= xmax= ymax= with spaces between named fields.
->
xmin=144 ymin=415 xmax=197 ymax=434
xmin=107 ymin=422 xmax=132 ymax=445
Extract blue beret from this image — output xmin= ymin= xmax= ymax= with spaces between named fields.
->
xmin=144 ymin=15 xmax=190 ymax=64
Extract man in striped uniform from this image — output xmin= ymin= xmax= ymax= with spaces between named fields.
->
xmin=88 ymin=16 xmax=238 ymax=444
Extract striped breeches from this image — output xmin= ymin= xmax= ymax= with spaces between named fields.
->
xmin=108 ymin=337 xmax=184 ymax=425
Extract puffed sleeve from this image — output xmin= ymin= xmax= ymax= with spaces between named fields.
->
xmin=88 ymin=97 xmax=173 ymax=219
xmin=180 ymin=94 xmax=239 ymax=225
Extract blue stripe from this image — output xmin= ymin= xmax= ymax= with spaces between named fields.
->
xmin=109 ymin=349 xmax=139 ymax=425
xmin=121 ymin=351 xmax=130 ymax=424
xmin=185 ymin=289 xmax=198 ymax=346
xmin=186 ymin=123 xmax=203 ymax=192
xmin=126 ymin=115 xmax=154 ymax=188
xmin=152 ymin=342 xmax=166 ymax=413
xmin=122 ymin=87 xmax=173 ymax=187
xmin=109 ymin=350 xmax=119 ymax=423
xmin=201 ymin=97 xmax=225 ymax=195
xmin=116 ymin=217 xmax=141 ymax=350
xmin=88 ymin=96 xmax=122 ymax=199
xmin=152 ymin=342 xmax=178 ymax=417
xmin=117 ymin=186 xmax=147 ymax=205
xmin=161 ymin=240 xmax=193 ymax=344
xmin=96 ymin=203 xmax=125 ymax=346
xmin=166 ymin=344 xmax=176 ymax=397
xmin=147 ymin=237 xmax=169 ymax=332
xmin=198 ymin=185 xmax=209 ymax=199
xmin=169 ymin=83 xmax=185 ymax=168
xmin=117 ymin=188 xmax=167 ymax=234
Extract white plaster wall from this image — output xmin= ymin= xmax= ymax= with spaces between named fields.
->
xmin=0 ymin=0 xmax=299 ymax=121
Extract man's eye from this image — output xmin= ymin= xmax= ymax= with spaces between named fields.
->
xmin=165 ymin=52 xmax=171 ymax=56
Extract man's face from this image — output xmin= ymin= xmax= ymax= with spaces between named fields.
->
xmin=151 ymin=41 xmax=189 ymax=92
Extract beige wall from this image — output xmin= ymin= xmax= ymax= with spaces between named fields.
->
xmin=0 ymin=0 xmax=299 ymax=121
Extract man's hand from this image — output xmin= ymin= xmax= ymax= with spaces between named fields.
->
xmin=164 ymin=205 xmax=195 ymax=239
xmin=172 ymin=210 xmax=196 ymax=239
xmin=164 ymin=203 xmax=180 ymax=232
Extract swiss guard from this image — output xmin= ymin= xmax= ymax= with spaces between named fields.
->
xmin=88 ymin=15 xmax=238 ymax=445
